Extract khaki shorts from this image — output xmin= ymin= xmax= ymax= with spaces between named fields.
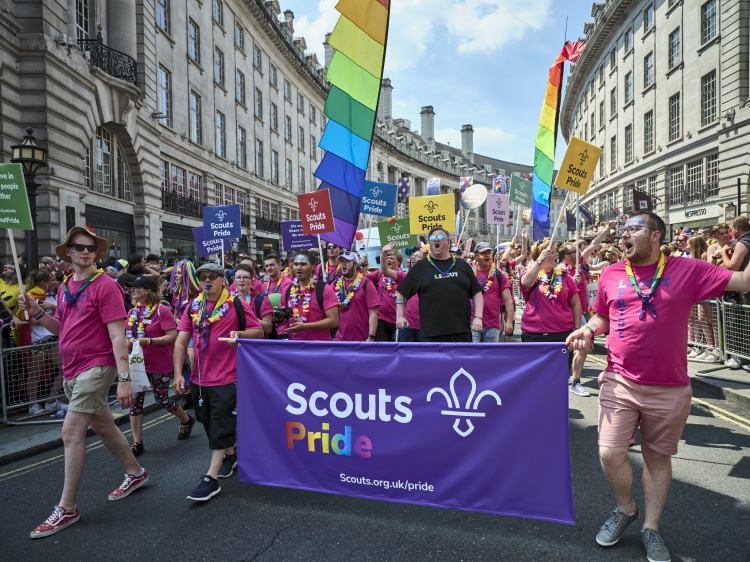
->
xmin=63 ymin=365 xmax=118 ymax=415
xmin=597 ymin=371 xmax=692 ymax=456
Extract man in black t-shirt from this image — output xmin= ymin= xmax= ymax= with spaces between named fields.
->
xmin=396 ymin=227 xmax=483 ymax=342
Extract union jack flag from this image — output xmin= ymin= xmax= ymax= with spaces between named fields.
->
xmin=460 ymin=176 xmax=473 ymax=194
xmin=426 ymin=177 xmax=441 ymax=196
xmin=492 ymin=174 xmax=507 ymax=194
xmin=398 ymin=177 xmax=410 ymax=202
xmin=522 ymin=172 xmax=533 ymax=182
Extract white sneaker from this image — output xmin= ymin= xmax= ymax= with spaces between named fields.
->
xmin=693 ymin=350 xmax=709 ymax=361
xmin=570 ymin=381 xmax=591 ymax=397
xmin=29 ymin=403 xmax=45 ymax=415
xmin=706 ymin=350 xmax=722 ymax=363
xmin=726 ymin=356 xmax=742 ymax=369
xmin=43 ymin=399 xmax=62 ymax=412
xmin=688 ymin=347 xmax=700 ymax=358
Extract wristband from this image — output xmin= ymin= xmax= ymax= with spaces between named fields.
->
xmin=367 ymin=335 xmax=376 ymax=340
xmin=33 ymin=309 xmax=46 ymax=320
xmin=583 ymin=325 xmax=596 ymax=336
xmin=474 ymin=316 xmax=482 ymax=319
xmin=395 ymin=298 xmax=405 ymax=304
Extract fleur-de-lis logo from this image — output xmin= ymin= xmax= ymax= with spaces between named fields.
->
xmin=308 ymin=198 xmax=319 ymax=212
xmin=496 ymin=199 xmax=503 ymax=209
xmin=427 ymin=368 xmax=501 ymax=437
xmin=216 ymin=209 xmax=227 ymax=221
xmin=424 ymin=200 xmax=438 ymax=213
xmin=371 ymin=186 xmax=382 ymax=198
xmin=579 ymin=149 xmax=589 ymax=167
xmin=391 ymin=222 xmax=402 ymax=233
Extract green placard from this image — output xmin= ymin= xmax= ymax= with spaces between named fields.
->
xmin=509 ymin=176 xmax=532 ymax=208
xmin=0 ymin=163 xmax=32 ymax=230
xmin=377 ymin=217 xmax=418 ymax=250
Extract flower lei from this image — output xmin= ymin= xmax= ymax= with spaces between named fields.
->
xmin=380 ymin=274 xmax=397 ymax=298
xmin=473 ymin=263 xmax=496 ymax=292
xmin=538 ymin=266 xmax=565 ymax=300
xmin=126 ymin=303 xmax=157 ymax=340
xmin=190 ymin=289 xmax=233 ymax=331
xmin=335 ymin=272 xmax=363 ymax=310
xmin=289 ymin=278 xmax=316 ymax=323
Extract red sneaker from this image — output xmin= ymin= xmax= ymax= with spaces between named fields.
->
xmin=30 ymin=505 xmax=80 ymax=539
xmin=108 ymin=468 xmax=149 ymax=501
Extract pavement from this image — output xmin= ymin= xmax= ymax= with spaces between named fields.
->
xmin=1 ymin=342 xmax=748 ymax=467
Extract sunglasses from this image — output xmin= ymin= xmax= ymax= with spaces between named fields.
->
xmin=198 ymin=273 xmax=221 ymax=282
xmin=429 ymin=234 xmax=447 ymax=242
xmin=69 ymin=243 xmax=97 ymax=253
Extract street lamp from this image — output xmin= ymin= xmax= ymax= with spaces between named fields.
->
xmin=10 ymin=127 xmax=48 ymax=270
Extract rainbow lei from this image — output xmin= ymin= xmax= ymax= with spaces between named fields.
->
xmin=126 ymin=303 xmax=158 ymax=340
xmin=538 ymin=266 xmax=565 ymax=300
xmin=381 ymin=275 xmax=398 ymax=298
xmin=190 ymin=289 xmax=233 ymax=331
xmin=289 ymin=278 xmax=316 ymax=323
xmin=335 ymin=272 xmax=364 ymax=310
xmin=473 ymin=263 xmax=496 ymax=292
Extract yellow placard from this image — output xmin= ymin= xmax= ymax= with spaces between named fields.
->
xmin=553 ymin=136 xmax=602 ymax=195
xmin=408 ymin=194 xmax=455 ymax=236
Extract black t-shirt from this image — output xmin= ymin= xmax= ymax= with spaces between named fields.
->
xmin=398 ymin=257 xmax=482 ymax=337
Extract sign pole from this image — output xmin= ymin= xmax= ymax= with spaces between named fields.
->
xmin=458 ymin=207 xmax=471 ymax=246
xmin=575 ymin=193 xmax=581 ymax=275
xmin=364 ymin=215 xmax=374 ymax=256
xmin=317 ymin=234 xmax=327 ymax=282
xmin=8 ymin=230 xmax=28 ymax=319
xmin=548 ymin=191 xmax=570 ymax=247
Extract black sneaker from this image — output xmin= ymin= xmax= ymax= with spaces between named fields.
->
xmin=186 ymin=475 xmax=221 ymax=502
xmin=130 ymin=442 xmax=144 ymax=456
xmin=177 ymin=416 xmax=195 ymax=441
xmin=217 ymin=453 xmax=238 ymax=478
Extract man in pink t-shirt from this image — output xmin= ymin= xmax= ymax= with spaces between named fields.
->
xmin=366 ymin=243 xmax=407 ymax=341
xmin=471 ymin=242 xmax=514 ymax=343
xmin=334 ymin=251 xmax=379 ymax=341
xmin=567 ymin=212 xmax=750 ymax=561
xmin=22 ymin=227 xmax=147 ymax=539
xmin=173 ymin=263 xmax=263 ymax=502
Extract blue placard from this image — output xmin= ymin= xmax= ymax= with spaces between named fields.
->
xmin=360 ymin=180 xmax=397 ymax=217
xmin=192 ymin=226 xmax=232 ymax=257
xmin=203 ymin=204 xmax=242 ymax=240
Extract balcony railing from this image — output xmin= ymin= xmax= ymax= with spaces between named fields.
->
xmin=256 ymin=216 xmax=281 ymax=233
xmin=668 ymin=182 xmax=720 ymax=207
xmin=241 ymin=213 xmax=251 ymax=228
xmin=161 ymin=189 xmax=202 ymax=219
xmin=78 ymin=32 xmax=138 ymax=86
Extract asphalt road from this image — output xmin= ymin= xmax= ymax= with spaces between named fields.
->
xmin=1 ymin=354 xmax=749 ymax=561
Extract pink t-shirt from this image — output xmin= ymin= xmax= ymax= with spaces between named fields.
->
xmin=280 ymin=281 xmax=339 ymax=341
xmin=562 ymin=262 xmax=589 ymax=312
xmin=593 ymin=257 xmax=732 ymax=385
xmin=262 ymin=275 xmax=292 ymax=296
xmin=405 ymin=294 xmax=420 ymax=329
xmin=177 ymin=296 xmax=261 ymax=386
xmin=520 ymin=270 xmax=579 ymax=333
xmin=335 ymin=277 xmax=380 ymax=341
xmin=474 ymin=268 xmax=512 ymax=330
xmin=124 ymin=304 xmax=176 ymax=373
xmin=366 ymin=270 xmax=407 ymax=323
xmin=56 ymin=273 xmax=126 ymax=380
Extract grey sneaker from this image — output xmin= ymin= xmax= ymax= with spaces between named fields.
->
xmin=596 ymin=506 xmax=639 ymax=546
xmin=570 ymin=381 xmax=591 ymax=397
xmin=641 ymin=528 xmax=671 ymax=562
xmin=726 ymin=356 xmax=742 ymax=369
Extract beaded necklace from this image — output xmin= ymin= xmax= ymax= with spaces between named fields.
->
xmin=126 ymin=303 xmax=158 ymax=340
xmin=538 ymin=266 xmax=565 ymax=300
xmin=335 ymin=272 xmax=364 ymax=310
xmin=426 ymin=255 xmax=457 ymax=278
xmin=472 ymin=262 xmax=496 ymax=292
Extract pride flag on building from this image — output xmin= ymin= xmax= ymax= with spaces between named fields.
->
xmin=427 ymin=177 xmax=441 ymax=196
xmin=398 ymin=177 xmax=410 ymax=202
xmin=460 ymin=176 xmax=473 ymax=194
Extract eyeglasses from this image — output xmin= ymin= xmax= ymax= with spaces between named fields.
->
xmin=429 ymin=234 xmax=447 ymax=242
xmin=623 ymin=225 xmax=654 ymax=234
xmin=69 ymin=243 xmax=97 ymax=253
xmin=198 ymin=273 xmax=221 ymax=282
xmin=233 ymin=275 xmax=252 ymax=281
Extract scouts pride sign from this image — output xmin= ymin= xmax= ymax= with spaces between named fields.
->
xmin=203 ymin=204 xmax=242 ymax=240
xmin=509 ymin=176 xmax=532 ymax=208
xmin=360 ymin=180 xmax=397 ymax=217
xmin=236 ymin=341 xmax=574 ymax=524
xmin=553 ymin=136 xmax=602 ymax=196
xmin=298 ymin=190 xmax=335 ymax=235
xmin=408 ymin=193 xmax=454 ymax=235
xmin=0 ymin=163 xmax=33 ymax=229
xmin=378 ymin=217 xmax=418 ymax=250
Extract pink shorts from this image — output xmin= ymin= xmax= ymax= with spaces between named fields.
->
xmin=597 ymin=371 xmax=692 ymax=456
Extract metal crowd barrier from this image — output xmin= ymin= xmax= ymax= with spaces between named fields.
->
xmin=687 ymin=299 xmax=724 ymax=363
xmin=722 ymin=299 xmax=750 ymax=364
xmin=0 ymin=323 xmax=66 ymax=425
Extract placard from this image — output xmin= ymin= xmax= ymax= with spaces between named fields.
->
xmin=0 ymin=163 xmax=33 ymax=230
xmin=192 ymin=226 xmax=231 ymax=257
xmin=298 ymin=190 xmax=336 ymax=235
xmin=203 ymin=204 xmax=242 ymax=240
xmin=360 ymin=180 xmax=397 ymax=217
xmin=408 ymin=194 xmax=455 ymax=236
xmin=553 ymin=136 xmax=602 ymax=195
xmin=281 ymin=220 xmax=317 ymax=252
xmin=460 ymin=184 xmax=488 ymax=210
xmin=509 ymin=176 xmax=532 ymax=208
xmin=486 ymin=194 xmax=510 ymax=225
xmin=377 ymin=217 xmax=418 ymax=250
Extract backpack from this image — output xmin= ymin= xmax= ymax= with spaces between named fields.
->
xmin=232 ymin=297 xmax=246 ymax=331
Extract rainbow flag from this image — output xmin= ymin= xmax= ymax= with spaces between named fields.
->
xmin=313 ymin=0 xmax=392 ymax=249
xmin=531 ymin=42 xmax=586 ymax=240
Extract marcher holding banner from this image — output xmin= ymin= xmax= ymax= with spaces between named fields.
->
xmin=396 ymin=228 xmax=483 ymax=342
xmin=366 ymin=242 xmax=406 ymax=341
xmin=399 ymin=249 xmax=424 ymax=342
xmin=173 ymin=263 xmax=263 ymax=502
xmin=471 ymin=242 xmax=514 ymax=343
xmin=334 ymin=251 xmax=379 ymax=341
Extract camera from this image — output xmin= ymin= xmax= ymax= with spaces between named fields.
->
xmin=272 ymin=306 xmax=293 ymax=324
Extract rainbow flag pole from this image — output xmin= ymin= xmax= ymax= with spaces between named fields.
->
xmin=531 ymin=42 xmax=586 ymax=240
xmin=313 ymin=0 xmax=392 ymax=249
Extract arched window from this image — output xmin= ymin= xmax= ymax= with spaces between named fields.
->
xmin=84 ymin=126 xmax=133 ymax=201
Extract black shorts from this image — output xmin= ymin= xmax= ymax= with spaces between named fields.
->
xmin=521 ymin=330 xmax=573 ymax=370
xmin=422 ymin=332 xmax=472 ymax=343
xmin=375 ymin=319 xmax=396 ymax=341
xmin=191 ymin=382 xmax=236 ymax=450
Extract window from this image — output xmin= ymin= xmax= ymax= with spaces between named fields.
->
xmin=285 ymin=158 xmax=293 ymax=190
xmin=214 ymin=48 xmax=224 ymax=86
xmin=270 ymin=103 xmax=278 ymax=131
xmin=310 ymin=134 xmax=316 ymax=160
xmin=299 ymin=166 xmax=306 ymax=192
xmin=255 ymin=139 xmax=263 ymax=177
xmin=598 ymin=65 xmax=604 ymax=84
xmin=600 ymin=145 xmax=605 ymax=176
xmin=215 ymin=111 xmax=225 ymax=157
xmin=706 ymin=154 xmax=719 ymax=188
xmin=252 ymin=88 xmax=261 ymax=119
xmin=310 ymin=106 xmax=316 ymax=124
xmin=271 ymin=150 xmax=279 ymax=184
xmin=669 ymin=28 xmax=680 ymax=68
xmin=298 ymin=126 xmax=305 ymax=152
xmin=584 ymin=122 xmax=588 ymax=142
xmin=643 ymin=5 xmax=654 ymax=31
xmin=189 ymin=91 xmax=201 ymax=143
xmin=285 ymin=115 xmax=292 ymax=142
xmin=188 ymin=20 xmax=200 ymax=63
xmin=237 ymin=127 xmax=246 ymax=169
xmin=590 ymin=111 xmax=596 ymax=140
xmin=270 ymin=65 xmax=278 ymax=87
xmin=235 ymin=23 xmax=244 ymax=51
xmin=624 ymin=27 xmax=633 ymax=51
xmin=189 ymin=172 xmax=202 ymax=201
xmin=701 ymin=70 xmax=716 ymax=126
xmin=625 ymin=72 xmax=633 ymax=104
xmin=624 ymin=125 xmax=633 ymax=163
xmin=609 ymin=48 xmax=616 ymax=70
xmin=89 ymin=127 xmax=132 ymax=201
xmin=236 ymin=70 xmax=245 ymax=105
xmin=669 ymin=155 xmax=720 ymax=206
xmin=599 ymin=101 xmax=605 ymax=127
xmin=701 ymin=1 xmax=717 ymax=44
xmin=237 ymin=190 xmax=246 ymax=215
xmin=95 ymin=128 xmax=111 ymax=196
xmin=610 ymin=87 xmax=617 ymax=116
xmin=156 ymin=0 xmax=170 ymax=34
xmin=297 ymin=93 xmax=305 ymax=114
xmin=644 ymin=110 xmax=654 ymax=153
xmin=157 ymin=66 xmax=172 ymax=127
xmin=669 ymin=93 xmax=681 ymax=141
xmin=76 ymin=0 xmax=90 ymax=42
xmin=284 ymin=80 xmax=291 ymax=101
xmin=254 ymin=45 xmax=262 ymax=70
xmin=213 ymin=0 xmax=223 ymax=26
xmin=610 ymin=135 xmax=617 ymax=171
xmin=644 ymin=52 xmax=654 ymax=88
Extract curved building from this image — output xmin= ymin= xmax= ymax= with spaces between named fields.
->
xmin=562 ymin=0 xmax=749 ymax=234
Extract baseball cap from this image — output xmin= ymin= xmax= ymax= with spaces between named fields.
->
xmin=474 ymin=242 xmax=492 ymax=253
xmin=111 ymin=258 xmax=129 ymax=271
xmin=337 ymin=251 xmax=360 ymax=264
xmin=125 ymin=275 xmax=158 ymax=292
xmin=195 ymin=263 xmax=225 ymax=275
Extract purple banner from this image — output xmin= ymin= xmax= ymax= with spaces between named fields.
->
xmin=191 ymin=226 xmax=231 ymax=257
xmin=281 ymin=220 xmax=317 ymax=252
xmin=236 ymin=341 xmax=574 ymax=524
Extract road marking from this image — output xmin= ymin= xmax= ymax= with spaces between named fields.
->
xmin=0 ymin=413 xmax=173 ymax=482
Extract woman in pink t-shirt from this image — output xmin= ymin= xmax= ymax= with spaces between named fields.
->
xmin=125 ymin=276 xmax=194 ymax=456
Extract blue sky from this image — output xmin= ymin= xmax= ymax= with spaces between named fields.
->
xmin=282 ymin=0 xmax=595 ymax=168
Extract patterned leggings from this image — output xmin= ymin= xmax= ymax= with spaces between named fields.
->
xmin=129 ymin=372 xmax=178 ymax=416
